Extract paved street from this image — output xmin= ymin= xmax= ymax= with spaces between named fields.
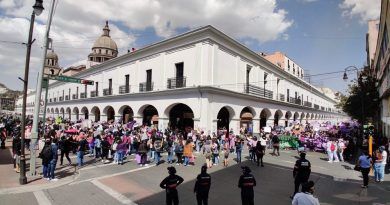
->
xmin=1 ymin=143 xmax=390 ymax=205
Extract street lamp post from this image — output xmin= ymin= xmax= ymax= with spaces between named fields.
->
xmin=19 ymin=0 xmax=44 ymax=185
xmin=30 ymin=0 xmax=56 ymax=176
xmin=342 ymin=66 xmax=372 ymax=155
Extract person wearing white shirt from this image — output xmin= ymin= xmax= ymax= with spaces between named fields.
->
xmin=292 ymin=181 xmax=320 ymax=205
xmin=380 ymin=146 xmax=387 ymax=182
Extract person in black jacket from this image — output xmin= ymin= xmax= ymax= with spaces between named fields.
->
xmin=59 ymin=136 xmax=72 ymax=166
xmin=12 ymin=134 xmax=21 ymax=173
xmin=238 ymin=166 xmax=256 ymax=205
xmin=255 ymin=139 xmax=264 ymax=167
xmin=194 ymin=165 xmax=211 ymax=205
xmin=291 ymin=152 xmax=311 ymax=198
xmin=39 ymin=139 xmax=53 ymax=179
xmin=160 ymin=166 xmax=184 ymax=205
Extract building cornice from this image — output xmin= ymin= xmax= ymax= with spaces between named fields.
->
xmin=46 ymin=86 xmax=343 ymax=116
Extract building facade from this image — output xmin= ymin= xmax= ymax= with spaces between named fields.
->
xmin=262 ymin=51 xmax=305 ymax=80
xmin=373 ymin=0 xmax=390 ymax=137
xmin=16 ymin=25 xmax=345 ymax=134
xmin=1 ymin=97 xmax=15 ymax=111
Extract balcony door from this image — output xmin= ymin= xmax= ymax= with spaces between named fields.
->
xmin=175 ymin=63 xmax=184 ymax=88
xmin=146 ymin=69 xmax=152 ymax=90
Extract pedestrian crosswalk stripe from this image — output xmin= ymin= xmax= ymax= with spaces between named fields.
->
xmin=91 ymin=180 xmax=137 ymax=205
xmin=33 ymin=190 xmax=52 ymax=205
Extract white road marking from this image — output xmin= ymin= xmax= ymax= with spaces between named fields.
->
xmin=70 ymin=164 xmax=156 ymax=185
xmin=91 ymin=180 xmax=137 ymax=205
xmin=80 ymin=159 xmax=135 ymax=171
xmin=33 ymin=190 xmax=52 ymax=205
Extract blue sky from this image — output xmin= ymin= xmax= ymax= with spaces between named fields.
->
xmin=0 ymin=0 xmax=380 ymax=93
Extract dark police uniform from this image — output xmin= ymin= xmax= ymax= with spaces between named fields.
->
xmin=238 ymin=172 xmax=257 ymax=205
xmin=194 ymin=172 xmax=211 ymax=205
xmin=293 ymin=157 xmax=311 ymax=196
xmin=160 ymin=174 xmax=184 ymax=205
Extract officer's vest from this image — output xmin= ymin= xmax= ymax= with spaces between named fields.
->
xmin=199 ymin=175 xmax=211 ymax=186
xmin=242 ymin=175 xmax=255 ymax=187
xmin=167 ymin=176 xmax=178 ymax=189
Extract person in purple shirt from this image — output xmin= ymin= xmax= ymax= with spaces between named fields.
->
xmin=358 ymin=150 xmax=372 ymax=188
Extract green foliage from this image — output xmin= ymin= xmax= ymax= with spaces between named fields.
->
xmin=337 ymin=74 xmax=378 ymax=123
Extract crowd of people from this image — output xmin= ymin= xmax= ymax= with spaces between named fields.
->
xmin=1 ymin=113 xmax=389 ymax=205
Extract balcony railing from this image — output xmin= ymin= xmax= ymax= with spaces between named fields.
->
xmin=314 ymin=104 xmax=320 ymax=110
xmin=72 ymin=94 xmax=78 ymax=100
xmin=103 ymin=88 xmax=112 ymax=96
xmin=288 ymin=97 xmax=301 ymax=105
xmin=80 ymin=92 xmax=86 ymax=99
xmin=278 ymin=94 xmax=285 ymax=101
xmin=59 ymin=96 xmax=64 ymax=102
xmin=139 ymin=82 xmax=154 ymax=92
xmin=91 ymin=91 xmax=98 ymax=97
xmin=119 ymin=85 xmax=130 ymax=94
xmin=167 ymin=76 xmax=186 ymax=89
xmin=304 ymin=101 xmax=312 ymax=107
xmin=65 ymin=95 xmax=70 ymax=101
xmin=243 ymin=84 xmax=273 ymax=99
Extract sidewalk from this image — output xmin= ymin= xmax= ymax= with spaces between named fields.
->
xmin=0 ymin=139 xmax=76 ymax=190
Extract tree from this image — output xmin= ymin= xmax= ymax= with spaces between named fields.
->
xmin=337 ymin=73 xmax=378 ymax=124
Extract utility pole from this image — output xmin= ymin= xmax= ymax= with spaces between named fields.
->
xmin=30 ymin=0 xmax=56 ymax=176
xmin=19 ymin=0 xmax=44 ymax=184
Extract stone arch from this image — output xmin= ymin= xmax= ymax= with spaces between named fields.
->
xmin=293 ymin=112 xmax=299 ymax=122
xmin=285 ymin=111 xmax=292 ymax=127
xmin=217 ymin=106 xmax=234 ymax=131
xmin=259 ymin=108 xmax=272 ymax=129
xmin=103 ymin=105 xmax=115 ymax=122
xmin=47 ymin=108 xmax=50 ymax=113
xmin=51 ymin=108 xmax=54 ymax=114
xmin=306 ymin=113 xmax=310 ymax=119
xmin=138 ymin=104 xmax=159 ymax=126
xmin=240 ymin=107 xmax=255 ymax=133
xmin=73 ymin=107 xmax=80 ymax=121
xmin=274 ymin=109 xmax=283 ymax=126
xmin=66 ymin=107 xmax=71 ymax=120
xmin=300 ymin=112 xmax=305 ymax=122
xmin=60 ymin=107 xmax=65 ymax=118
xmin=310 ymin=113 xmax=314 ymax=119
xmin=118 ymin=105 xmax=134 ymax=123
xmin=81 ymin=107 xmax=89 ymax=120
xmin=91 ymin=106 xmax=101 ymax=122
xmin=166 ymin=103 xmax=194 ymax=131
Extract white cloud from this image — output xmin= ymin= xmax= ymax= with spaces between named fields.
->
xmin=0 ymin=0 xmax=292 ymax=90
xmin=340 ymin=0 xmax=381 ymax=22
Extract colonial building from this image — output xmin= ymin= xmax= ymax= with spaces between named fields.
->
xmin=16 ymin=24 xmax=345 ymax=134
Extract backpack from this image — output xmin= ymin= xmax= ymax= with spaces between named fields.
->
xmin=175 ymin=144 xmax=184 ymax=153
xmin=154 ymin=140 xmax=162 ymax=152
xmin=41 ymin=146 xmax=52 ymax=161
xmin=95 ymin=139 xmax=101 ymax=148
xmin=330 ymin=143 xmax=335 ymax=151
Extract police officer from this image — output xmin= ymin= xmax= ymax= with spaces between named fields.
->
xmin=160 ymin=166 xmax=184 ymax=205
xmin=194 ymin=165 xmax=211 ymax=205
xmin=291 ymin=152 xmax=311 ymax=199
xmin=238 ymin=166 xmax=256 ymax=205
